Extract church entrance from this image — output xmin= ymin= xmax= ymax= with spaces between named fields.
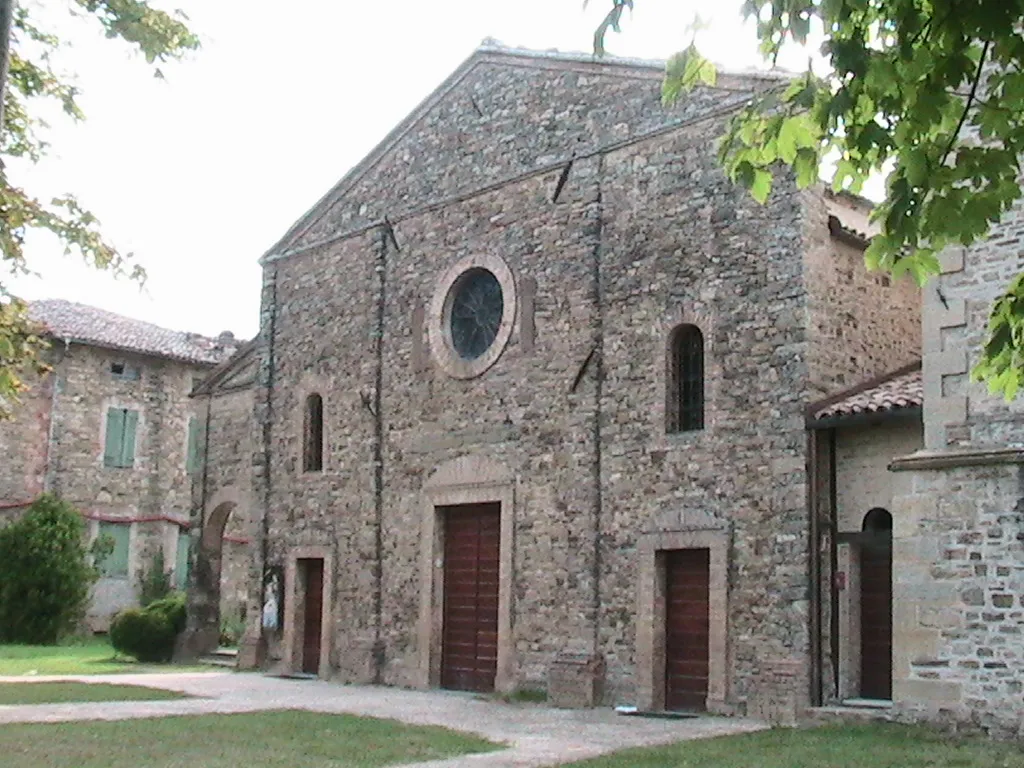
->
xmin=859 ymin=508 xmax=893 ymax=700
xmin=300 ymin=558 xmax=324 ymax=675
xmin=440 ymin=503 xmax=500 ymax=693
xmin=664 ymin=548 xmax=710 ymax=711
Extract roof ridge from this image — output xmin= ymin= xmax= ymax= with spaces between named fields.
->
xmin=28 ymin=298 xmax=241 ymax=366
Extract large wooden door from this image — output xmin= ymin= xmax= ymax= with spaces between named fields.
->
xmin=860 ymin=533 xmax=892 ymax=699
xmin=441 ymin=503 xmax=500 ymax=692
xmin=301 ymin=558 xmax=324 ymax=675
xmin=665 ymin=548 xmax=710 ymax=711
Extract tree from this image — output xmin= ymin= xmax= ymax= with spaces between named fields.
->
xmin=0 ymin=494 xmax=98 ymax=643
xmin=0 ymin=1 xmax=199 ymax=416
xmin=594 ymin=0 xmax=1024 ymax=398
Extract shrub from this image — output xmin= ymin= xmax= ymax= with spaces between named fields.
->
xmin=219 ymin=605 xmax=247 ymax=647
xmin=138 ymin=550 xmax=173 ymax=607
xmin=0 ymin=495 xmax=97 ymax=644
xmin=110 ymin=608 xmax=176 ymax=662
xmin=146 ymin=592 xmax=186 ymax=635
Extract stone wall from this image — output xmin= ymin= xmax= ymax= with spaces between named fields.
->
xmin=187 ymin=377 xmax=257 ymax=651
xmin=889 ymin=167 xmax=1024 ymax=737
xmin=0 ymin=364 xmax=53 ymax=505
xmin=835 ymin=420 xmax=923 ymax=533
xmin=832 ymin=419 xmax=923 ymax=701
xmin=802 ymin=192 xmax=922 ymax=399
xmin=891 ymin=461 xmax=1024 ymax=738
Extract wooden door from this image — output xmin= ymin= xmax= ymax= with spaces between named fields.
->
xmin=301 ymin=559 xmax=324 ymax=675
xmin=665 ymin=548 xmax=710 ymax=711
xmin=860 ymin=535 xmax=892 ymax=699
xmin=441 ymin=503 xmax=500 ymax=692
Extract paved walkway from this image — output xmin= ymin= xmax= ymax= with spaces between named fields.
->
xmin=0 ymin=672 xmax=766 ymax=767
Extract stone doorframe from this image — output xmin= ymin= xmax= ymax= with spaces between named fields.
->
xmin=635 ymin=517 xmax=731 ymax=713
xmin=282 ymin=545 xmax=333 ymax=677
xmin=418 ymin=455 xmax=515 ymax=693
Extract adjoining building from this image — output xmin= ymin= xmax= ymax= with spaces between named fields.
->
xmin=0 ymin=298 xmax=240 ymax=630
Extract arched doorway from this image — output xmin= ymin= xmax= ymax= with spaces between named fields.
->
xmin=859 ymin=507 xmax=892 ymax=700
xmin=180 ymin=494 xmax=238 ymax=658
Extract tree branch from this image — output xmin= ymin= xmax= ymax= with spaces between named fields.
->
xmin=941 ymin=40 xmax=991 ymax=165
xmin=0 ymin=0 xmax=13 ymax=145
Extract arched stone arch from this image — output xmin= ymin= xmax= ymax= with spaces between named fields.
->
xmin=179 ymin=486 xmax=247 ymax=659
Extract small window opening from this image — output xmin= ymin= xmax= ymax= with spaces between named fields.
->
xmin=110 ymin=361 xmax=141 ymax=381
xmin=303 ymin=393 xmax=324 ymax=473
xmin=667 ymin=324 xmax=705 ymax=433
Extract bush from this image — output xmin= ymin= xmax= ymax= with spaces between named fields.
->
xmin=110 ymin=609 xmax=176 ymax=662
xmin=138 ymin=550 xmax=173 ymax=607
xmin=219 ymin=605 xmax=247 ymax=647
xmin=0 ymin=495 xmax=97 ymax=644
xmin=146 ymin=592 xmax=186 ymax=635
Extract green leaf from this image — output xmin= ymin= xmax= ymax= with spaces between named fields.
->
xmin=750 ymin=169 xmax=773 ymax=204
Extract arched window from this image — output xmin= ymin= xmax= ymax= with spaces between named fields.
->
xmin=303 ymin=393 xmax=324 ymax=472
xmin=667 ymin=324 xmax=704 ymax=433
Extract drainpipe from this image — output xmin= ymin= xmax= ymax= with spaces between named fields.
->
xmin=371 ymin=225 xmax=388 ymax=683
xmin=589 ymin=154 xmax=606 ymax=660
xmin=808 ymin=428 xmax=822 ymax=707
xmin=828 ymin=428 xmax=840 ymax=699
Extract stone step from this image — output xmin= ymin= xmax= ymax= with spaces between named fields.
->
xmin=806 ymin=702 xmax=893 ymax=724
xmin=199 ymin=648 xmax=238 ymax=668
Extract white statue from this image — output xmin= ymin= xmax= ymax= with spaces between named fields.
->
xmin=261 ymin=572 xmax=279 ymax=630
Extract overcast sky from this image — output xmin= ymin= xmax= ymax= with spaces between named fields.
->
xmin=9 ymin=0 xmax=796 ymax=340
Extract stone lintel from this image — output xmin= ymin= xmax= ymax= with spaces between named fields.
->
xmin=890 ymin=446 xmax=1024 ymax=472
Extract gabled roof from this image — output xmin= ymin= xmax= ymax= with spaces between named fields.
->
xmin=29 ymin=299 xmax=240 ymax=366
xmin=260 ymin=40 xmax=791 ymax=264
xmin=191 ymin=339 xmax=259 ymax=396
xmin=808 ymin=362 xmax=923 ymax=425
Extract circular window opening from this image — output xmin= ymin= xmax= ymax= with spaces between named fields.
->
xmin=449 ymin=268 xmax=504 ymax=360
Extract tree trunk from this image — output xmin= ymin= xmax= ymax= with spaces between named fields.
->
xmin=0 ymin=0 xmax=13 ymax=143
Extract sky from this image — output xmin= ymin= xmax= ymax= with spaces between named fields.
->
xmin=8 ymin=0 xmax=805 ymax=340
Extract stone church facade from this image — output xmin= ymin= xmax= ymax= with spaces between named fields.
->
xmin=187 ymin=43 xmax=948 ymax=722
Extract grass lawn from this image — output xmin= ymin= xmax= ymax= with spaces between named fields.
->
xmin=566 ymin=723 xmax=1023 ymax=768
xmin=0 ymin=709 xmax=501 ymax=768
xmin=0 ymin=681 xmax=186 ymax=706
xmin=0 ymin=637 xmax=209 ymax=676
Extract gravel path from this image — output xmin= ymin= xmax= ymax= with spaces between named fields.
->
xmin=0 ymin=672 xmax=766 ymax=767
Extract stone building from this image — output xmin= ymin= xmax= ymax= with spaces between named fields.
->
xmin=188 ymin=42 xmax=934 ymax=720
xmin=0 ymin=299 xmax=238 ymax=630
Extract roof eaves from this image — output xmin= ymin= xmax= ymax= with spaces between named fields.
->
xmin=54 ymin=333 xmax=222 ymax=367
xmin=805 ymin=360 xmax=922 ymax=420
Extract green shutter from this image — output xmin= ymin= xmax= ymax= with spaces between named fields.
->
xmin=103 ymin=409 xmax=125 ymax=468
xmin=175 ymin=530 xmax=190 ymax=589
xmin=120 ymin=410 xmax=138 ymax=468
xmin=98 ymin=522 xmax=130 ymax=578
xmin=186 ymin=417 xmax=201 ymax=475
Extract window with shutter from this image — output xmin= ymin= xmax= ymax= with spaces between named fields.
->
xmin=175 ymin=530 xmax=190 ymax=589
xmin=98 ymin=522 xmax=130 ymax=578
xmin=103 ymin=407 xmax=139 ymax=468
xmin=186 ymin=416 xmax=202 ymax=474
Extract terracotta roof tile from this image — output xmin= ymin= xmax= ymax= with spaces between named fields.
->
xmin=28 ymin=299 xmax=239 ymax=366
xmin=812 ymin=368 xmax=923 ymax=420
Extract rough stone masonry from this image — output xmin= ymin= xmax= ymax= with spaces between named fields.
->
xmin=195 ymin=44 xmax=920 ymax=719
